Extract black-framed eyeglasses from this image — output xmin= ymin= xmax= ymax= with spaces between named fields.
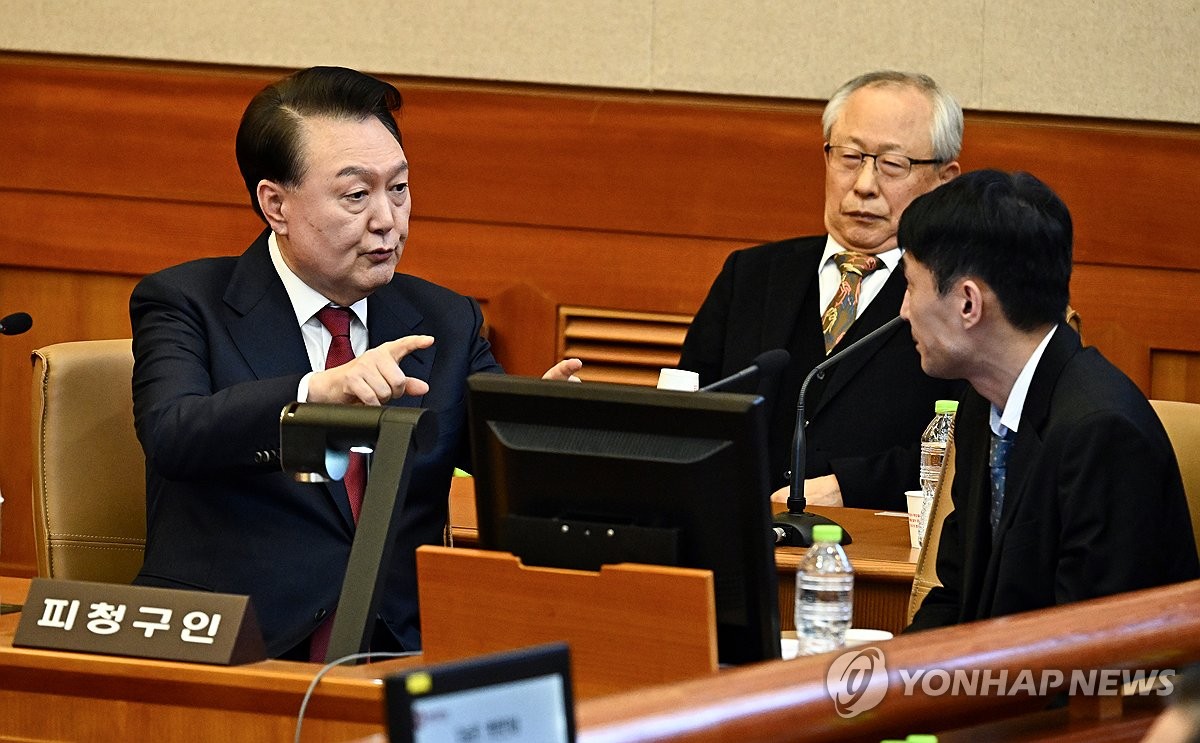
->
xmin=824 ymin=144 xmax=944 ymax=180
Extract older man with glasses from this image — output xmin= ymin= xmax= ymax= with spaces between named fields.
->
xmin=679 ymin=71 xmax=964 ymax=511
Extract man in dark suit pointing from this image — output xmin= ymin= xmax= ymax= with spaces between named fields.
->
xmin=130 ymin=66 xmax=580 ymax=660
xmin=679 ymin=71 xmax=964 ymax=510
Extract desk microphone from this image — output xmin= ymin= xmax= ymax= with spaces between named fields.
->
xmin=699 ymin=349 xmax=790 ymax=392
xmin=773 ymin=315 xmax=904 ymax=547
xmin=0 ymin=312 xmax=32 ymax=336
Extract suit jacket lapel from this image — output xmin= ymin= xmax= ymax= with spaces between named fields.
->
xmin=222 ymin=232 xmax=356 ymax=527
xmin=977 ymin=323 xmax=1079 ymax=615
xmin=762 ymin=240 xmax=821 ymax=352
xmin=223 ymin=231 xmax=311 ymax=380
xmin=953 ymin=390 xmax=1002 ymax=620
xmin=991 ymin=323 xmax=1078 ymax=542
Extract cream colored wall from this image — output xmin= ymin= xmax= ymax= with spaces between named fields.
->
xmin=1 ymin=0 xmax=1197 ymax=123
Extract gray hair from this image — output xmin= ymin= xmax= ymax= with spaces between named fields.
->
xmin=822 ymin=71 xmax=963 ymax=162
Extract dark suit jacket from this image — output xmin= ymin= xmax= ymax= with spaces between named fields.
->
xmin=679 ymin=235 xmax=962 ymax=509
xmin=908 ymin=325 xmax=1200 ymax=630
xmin=130 ymin=230 xmax=502 ymax=657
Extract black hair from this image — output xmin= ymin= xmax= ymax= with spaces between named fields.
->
xmin=235 ymin=66 xmax=403 ymax=221
xmin=898 ymin=169 xmax=1072 ymax=330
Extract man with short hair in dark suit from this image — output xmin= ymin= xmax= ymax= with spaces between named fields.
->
xmin=679 ymin=71 xmax=964 ymax=510
xmin=130 ymin=66 xmax=580 ymax=660
xmin=903 ymin=170 xmax=1198 ymax=629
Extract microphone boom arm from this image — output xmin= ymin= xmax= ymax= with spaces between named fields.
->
xmin=774 ymin=316 xmax=904 ymax=547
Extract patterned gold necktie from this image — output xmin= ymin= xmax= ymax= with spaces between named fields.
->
xmin=822 ymin=251 xmax=884 ymax=353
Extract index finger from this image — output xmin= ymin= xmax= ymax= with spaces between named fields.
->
xmin=381 ymin=335 xmax=435 ymax=361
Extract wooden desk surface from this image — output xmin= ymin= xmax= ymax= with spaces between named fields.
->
xmin=777 ymin=505 xmax=917 ymax=576
xmin=0 ymin=482 xmax=918 ymax=740
xmin=451 ymin=477 xmax=915 ymax=568
xmin=451 ymin=476 xmax=919 ymax=634
xmin=0 ymin=576 xmax=407 ymax=741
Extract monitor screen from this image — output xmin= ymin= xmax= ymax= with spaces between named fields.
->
xmin=466 ymin=373 xmax=781 ymax=666
xmin=386 ymin=642 xmax=575 ymax=743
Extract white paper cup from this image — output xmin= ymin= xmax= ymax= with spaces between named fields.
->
xmin=905 ymin=489 xmax=929 ymax=549
xmin=844 ymin=628 xmax=894 ymax=647
xmin=657 ymin=368 xmax=699 ymax=392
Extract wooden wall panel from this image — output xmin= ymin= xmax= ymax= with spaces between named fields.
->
xmin=557 ymin=307 xmax=692 ymax=387
xmin=1 ymin=52 xmax=1198 ymax=579
xmin=960 ymin=114 xmax=1200 ymax=272
xmin=1 ymin=191 xmax=260 ymax=274
xmin=1069 ymin=263 xmax=1200 ymax=399
xmin=2 ymin=56 xmax=263 ymax=204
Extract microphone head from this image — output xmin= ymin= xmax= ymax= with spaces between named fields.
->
xmin=753 ymin=348 xmax=790 ymax=378
xmin=0 ymin=312 xmax=32 ymax=335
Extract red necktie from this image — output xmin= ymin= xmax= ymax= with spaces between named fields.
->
xmin=315 ymin=305 xmax=367 ymax=523
xmin=310 ymin=306 xmax=367 ymax=663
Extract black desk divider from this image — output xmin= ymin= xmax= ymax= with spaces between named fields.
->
xmin=279 ymin=403 xmax=438 ymax=664
xmin=385 ymin=642 xmax=575 ymax=743
xmin=13 ymin=578 xmax=265 ymax=665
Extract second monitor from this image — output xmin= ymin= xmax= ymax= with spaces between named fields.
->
xmin=466 ymin=373 xmax=781 ymax=666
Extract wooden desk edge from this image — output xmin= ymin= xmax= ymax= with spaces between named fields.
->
xmin=1 ymin=576 xmax=405 ymax=722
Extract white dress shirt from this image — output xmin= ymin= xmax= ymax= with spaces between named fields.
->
xmin=989 ymin=325 xmax=1058 ymax=437
xmin=268 ymin=232 xmax=369 ymax=400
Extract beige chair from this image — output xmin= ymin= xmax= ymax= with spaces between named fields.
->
xmin=1065 ymin=306 xmax=1082 ymax=338
xmin=31 ymin=339 xmax=146 ymax=583
xmin=1149 ymin=399 xmax=1200 ymax=555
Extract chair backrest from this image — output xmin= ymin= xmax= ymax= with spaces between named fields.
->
xmin=1065 ymin=306 xmax=1082 ymax=338
xmin=1149 ymin=399 xmax=1200 ymax=556
xmin=31 ymin=339 xmax=146 ymax=583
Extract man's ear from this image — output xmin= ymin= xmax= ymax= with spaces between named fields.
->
xmin=960 ymin=278 xmax=984 ymax=328
xmin=939 ymin=160 xmax=961 ymax=184
xmin=257 ymin=180 xmax=289 ymax=235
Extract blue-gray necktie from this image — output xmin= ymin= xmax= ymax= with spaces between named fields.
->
xmin=989 ymin=430 xmax=1014 ymax=535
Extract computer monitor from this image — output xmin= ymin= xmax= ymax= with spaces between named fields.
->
xmin=385 ymin=642 xmax=575 ymax=743
xmin=466 ymin=373 xmax=781 ymax=666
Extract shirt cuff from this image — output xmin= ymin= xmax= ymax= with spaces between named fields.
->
xmin=298 ymin=371 xmax=314 ymax=403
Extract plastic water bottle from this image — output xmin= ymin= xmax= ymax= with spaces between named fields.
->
xmin=916 ymin=400 xmax=958 ymax=544
xmin=919 ymin=400 xmax=959 ymax=497
xmin=794 ymin=524 xmax=854 ymax=655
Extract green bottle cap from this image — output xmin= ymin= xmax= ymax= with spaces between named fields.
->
xmin=811 ymin=524 xmax=842 ymax=543
xmin=905 ymin=735 xmax=938 ymax=743
xmin=934 ymin=400 xmax=958 ymax=414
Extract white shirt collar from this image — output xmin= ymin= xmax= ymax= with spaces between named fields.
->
xmin=990 ymin=325 xmax=1058 ymax=437
xmin=817 ymin=236 xmax=902 ymax=321
xmin=820 ymin=235 xmax=903 ymax=273
xmin=267 ymin=231 xmax=368 ymax=326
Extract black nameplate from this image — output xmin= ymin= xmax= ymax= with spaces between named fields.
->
xmin=13 ymin=578 xmax=266 ymax=665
